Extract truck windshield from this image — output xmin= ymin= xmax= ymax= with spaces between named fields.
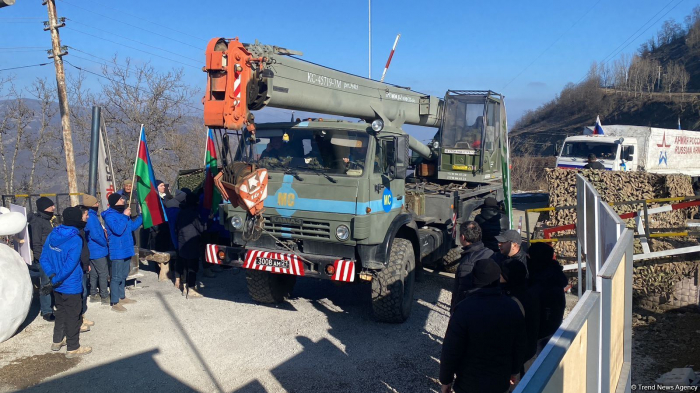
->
xmin=238 ymin=128 xmax=370 ymax=176
xmin=440 ymin=97 xmax=485 ymax=149
xmin=561 ymin=142 xmax=617 ymax=159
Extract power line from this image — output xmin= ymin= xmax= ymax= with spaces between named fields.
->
xmin=64 ymin=59 xmax=204 ymax=113
xmin=56 ymin=0 xmax=202 ymax=50
xmin=68 ymin=46 xmax=130 ymax=67
xmin=0 ymin=63 xmax=52 ymax=72
xmin=502 ymin=0 xmax=604 ymax=90
xmin=0 ymin=49 xmax=47 ymax=53
xmin=0 ymin=46 xmax=46 ymax=49
xmin=65 ymin=18 xmax=201 ymax=64
xmin=57 ymin=0 xmax=207 ymax=42
xmin=576 ymin=0 xmax=685 ymax=84
xmin=596 ymin=0 xmax=677 ymax=67
xmin=0 ymin=17 xmax=43 ymax=20
xmin=65 ymin=27 xmax=200 ymax=69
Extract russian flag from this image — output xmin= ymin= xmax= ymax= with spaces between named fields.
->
xmin=593 ymin=115 xmax=605 ymax=135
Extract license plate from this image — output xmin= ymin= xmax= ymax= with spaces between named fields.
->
xmin=254 ymin=255 xmax=290 ymax=270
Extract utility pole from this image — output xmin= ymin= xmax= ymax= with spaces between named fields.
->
xmin=368 ymin=0 xmax=371 ymax=79
xmin=44 ymin=0 xmax=80 ymax=206
xmin=657 ymin=65 xmax=662 ymax=91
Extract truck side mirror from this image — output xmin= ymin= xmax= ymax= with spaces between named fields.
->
xmin=387 ymin=136 xmax=408 ymax=179
xmin=623 ymin=146 xmax=635 ymax=161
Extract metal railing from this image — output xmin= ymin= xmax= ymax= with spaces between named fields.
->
xmin=515 ymin=174 xmax=633 ymax=393
xmin=2 ymin=192 xmax=85 ymax=222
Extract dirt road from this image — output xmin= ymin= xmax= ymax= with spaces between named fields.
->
xmin=0 ymin=264 xmax=455 ymax=393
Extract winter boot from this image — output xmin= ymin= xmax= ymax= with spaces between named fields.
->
xmin=51 ymin=338 xmax=66 ymax=351
xmin=65 ymin=346 xmax=92 ymax=358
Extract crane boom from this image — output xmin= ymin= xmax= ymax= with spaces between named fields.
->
xmin=203 ymin=38 xmax=443 ymax=133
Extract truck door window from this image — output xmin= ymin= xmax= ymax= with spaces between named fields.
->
xmin=374 ymin=139 xmax=387 ymax=174
xmin=560 ymin=142 xmax=617 ymax=159
xmin=484 ymin=102 xmax=498 ymax=151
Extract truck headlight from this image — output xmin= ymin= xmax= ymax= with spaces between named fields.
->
xmin=371 ymin=119 xmax=384 ymax=132
xmin=336 ymin=225 xmax=350 ymax=240
xmin=230 ymin=215 xmax=243 ymax=230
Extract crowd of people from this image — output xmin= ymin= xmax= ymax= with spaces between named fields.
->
xmin=440 ymin=197 xmax=569 ymax=393
xmin=27 ymin=180 xmax=219 ymax=358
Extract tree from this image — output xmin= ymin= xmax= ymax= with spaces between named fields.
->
xmin=664 ymin=61 xmax=681 ymax=98
xmin=23 ymin=78 xmax=62 ymax=193
xmin=0 ymin=80 xmax=34 ymax=195
xmin=678 ymin=65 xmax=690 ymax=108
xmin=657 ymin=19 xmax=684 ymax=46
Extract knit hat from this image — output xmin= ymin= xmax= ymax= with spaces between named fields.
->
xmin=472 ymin=259 xmax=501 ymax=288
xmin=62 ymin=207 xmax=84 ymax=228
xmin=108 ymin=193 xmax=123 ymax=207
xmin=36 ymin=196 xmax=54 ymax=212
xmin=82 ymin=194 xmax=98 ymax=207
xmin=527 ymin=243 xmax=555 ymax=272
xmin=501 ymin=259 xmax=528 ymax=287
xmin=123 ymin=179 xmax=133 ymax=186
xmin=483 ymin=197 xmax=498 ymax=208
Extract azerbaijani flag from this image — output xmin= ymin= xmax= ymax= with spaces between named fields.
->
xmin=593 ymin=115 xmax=605 ymax=135
xmin=203 ymin=128 xmax=222 ymax=214
xmin=134 ymin=125 xmax=166 ymax=229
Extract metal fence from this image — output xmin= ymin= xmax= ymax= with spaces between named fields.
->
xmin=515 ymin=174 xmax=633 ymax=393
xmin=2 ymin=193 xmax=85 ymax=223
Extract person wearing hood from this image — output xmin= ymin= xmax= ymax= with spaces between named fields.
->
xmin=102 ymin=193 xmax=143 ymax=312
xmin=74 ymin=206 xmax=94 ymax=333
xmin=28 ymin=196 xmax=57 ymax=321
xmin=39 ymin=207 xmax=92 ymax=358
xmin=82 ymin=194 xmax=110 ymax=306
xmin=451 ymin=221 xmax=494 ymax=313
xmin=501 ymin=259 xmax=540 ymax=377
xmin=440 ymin=259 xmax=527 ymax=393
xmin=527 ymin=243 xmax=568 ymax=353
xmin=176 ymin=192 xmax=206 ymax=298
xmin=475 ymin=197 xmax=502 ymax=253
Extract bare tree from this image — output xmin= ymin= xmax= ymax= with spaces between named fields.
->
xmin=0 ymin=81 xmax=35 ymax=195
xmin=92 ymin=57 xmax=200 ymax=185
xmin=678 ymin=65 xmax=690 ymax=108
xmin=657 ymin=19 xmax=684 ymax=46
xmin=23 ymin=78 xmax=61 ymax=193
xmin=664 ymin=61 xmax=680 ymax=98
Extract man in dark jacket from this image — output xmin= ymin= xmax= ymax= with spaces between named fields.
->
xmin=494 ymin=229 xmax=528 ymax=275
xmin=103 ymin=193 xmax=143 ymax=312
xmin=74 ymin=207 xmax=94 ymax=333
xmin=451 ymin=221 xmax=494 ymax=313
xmin=28 ymin=196 xmax=56 ymax=321
xmin=583 ymin=153 xmax=605 ymax=170
xmin=39 ymin=207 xmax=92 ymax=358
xmin=475 ymin=197 xmax=502 ymax=253
xmin=117 ymin=179 xmax=141 ymax=272
xmin=440 ymin=259 xmax=527 ymax=393
xmin=501 ymin=259 xmax=540 ymax=376
xmin=82 ymin=194 xmax=110 ymax=305
xmin=176 ymin=192 xmax=206 ymax=298
xmin=527 ymin=243 xmax=568 ymax=352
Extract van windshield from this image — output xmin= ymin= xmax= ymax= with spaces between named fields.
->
xmin=236 ymin=128 xmax=370 ymax=176
xmin=560 ymin=142 xmax=617 ymax=159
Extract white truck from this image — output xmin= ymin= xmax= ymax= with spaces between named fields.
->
xmin=555 ymin=125 xmax=700 ymax=177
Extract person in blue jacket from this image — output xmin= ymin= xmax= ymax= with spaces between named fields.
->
xmin=82 ymin=194 xmax=110 ymax=305
xmin=39 ymin=207 xmax=92 ymax=358
xmin=102 ymin=193 xmax=143 ymax=312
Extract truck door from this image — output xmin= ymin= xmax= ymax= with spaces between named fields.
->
xmin=482 ymin=100 xmax=500 ymax=178
xmin=370 ymin=136 xmax=405 ymax=221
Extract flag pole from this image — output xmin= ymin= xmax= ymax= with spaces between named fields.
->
xmin=128 ymin=125 xmax=143 ymax=209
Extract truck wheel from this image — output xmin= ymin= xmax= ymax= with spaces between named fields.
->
xmin=246 ymin=270 xmax=296 ymax=304
xmin=371 ymin=238 xmax=416 ymax=323
xmin=442 ymin=246 xmax=462 ymax=273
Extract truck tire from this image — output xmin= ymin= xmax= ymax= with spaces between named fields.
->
xmin=371 ymin=238 xmax=416 ymax=323
xmin=442 ymin=246 xmax=462 ymax=273
xmin=246 ymin=270 xmax=296 ymax=304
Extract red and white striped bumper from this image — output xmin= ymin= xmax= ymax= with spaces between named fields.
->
xmin=204 ymin=244 xmax=356 ymax=282
xmin=244 ymin=250 xmax=305 ymax=276
xmin=206 ymin=244 xmax=221 ymax=264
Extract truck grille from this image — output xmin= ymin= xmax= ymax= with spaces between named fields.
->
xmin=264 ymin=217 xmax=331 ymax=239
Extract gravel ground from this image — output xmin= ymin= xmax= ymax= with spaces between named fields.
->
xmin=0 ymin=264 xmax=456 ymax=393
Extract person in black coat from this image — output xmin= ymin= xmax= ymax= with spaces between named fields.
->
xmin=501 ymin=259 xmax=540 ymax=376
xmin=527 ymin=243 xmax=568 ymax=352
xmin=176 ymin=192 xmax=206 ymax=298
xmin=440 ymin=259 xmax=527 ymax=393
xmin=75 ymin=207 xmax=94 ymax=332
xmin=475 ymin=197 xmax=502 ymax=253
xmin=28 ymin=196 xmax=56 ymax=321
xmin=583 ymin=153 xmax=605 ymax=170
xmin=451 ymin=221 xmax=494 ymax=313
xmin=494 ymin=229 xmax=528 ymax=275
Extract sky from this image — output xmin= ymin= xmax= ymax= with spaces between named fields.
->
xmin=0 ymin=0 xmax=697 ymax=131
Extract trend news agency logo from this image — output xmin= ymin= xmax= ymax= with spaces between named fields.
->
xmin=657 ymin=132 xmax=670 ymax=166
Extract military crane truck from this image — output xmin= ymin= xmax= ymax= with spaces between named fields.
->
xmin=202 ymin=38 xmax=511 ymax=322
